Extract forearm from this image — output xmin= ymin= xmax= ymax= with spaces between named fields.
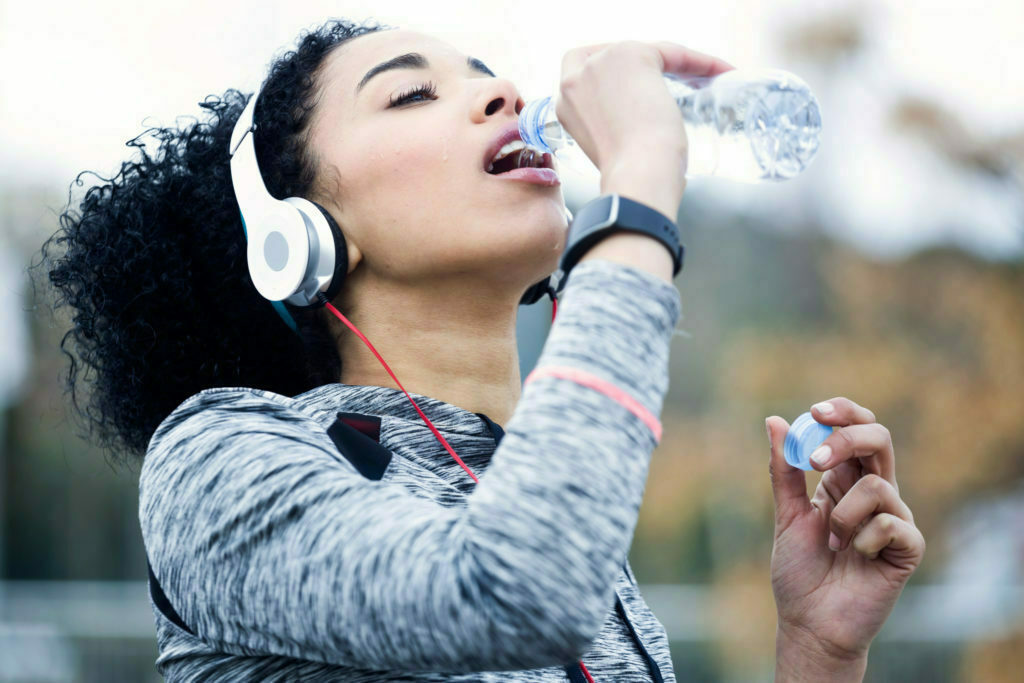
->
xmin=775 ymin=624 xmax=868 ymax=682
xmin=468 ymin=258 xmax=682 ymax=635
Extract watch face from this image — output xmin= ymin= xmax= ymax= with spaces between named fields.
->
xmin=586 ymin=194 xmax=617 ymax=232
xmin=603 ymin=194 xmax=619 ymax=228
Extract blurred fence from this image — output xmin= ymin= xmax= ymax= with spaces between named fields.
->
xmin=2 ymin=581 xmax=1022 ymax=681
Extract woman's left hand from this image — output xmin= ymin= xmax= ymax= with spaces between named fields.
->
xmin=765 ymin=397 xmax=926 ymax=663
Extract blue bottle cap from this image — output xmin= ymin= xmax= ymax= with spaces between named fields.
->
xmin=784 ymin=411 xmax=834 ymax=471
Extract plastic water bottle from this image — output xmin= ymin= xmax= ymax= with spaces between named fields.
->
xmin=518 ymin=68 xmax=822 ymax=183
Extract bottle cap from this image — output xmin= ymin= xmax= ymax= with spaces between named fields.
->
xmin=784 ymin=411 xmax=834 ymax=471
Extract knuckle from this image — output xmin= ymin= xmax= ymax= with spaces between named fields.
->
xmin=608 ymin=41 xmax=656 ymax=66
xmin=878 ymin=423 xmax=892 ymax=443
xmin=561 ymin=46 xmax=595 ymax=82
xmin=837 ymin=426 xmax=856 ymax=450
xmin=572 ymin=41 xmax=660 ymax=85
xmin=861 ymin=472 xmax=887 ymax=496
xmin=829 ymin=507 xmax=853 ymax=535
xmin=559 ymin=72 xmax=580 ymax=93
xmin=578 ymin=56 xmax=602 ymax=79
xmin=851 ymin=530 xmax=874 ymax=555
xmin=820 ymin=471 xmax=843 ymax=506
xmin=614 ymin=39 xmax=646 ymax=53
xmin=877 ymin=512 xmax=896 ymax=533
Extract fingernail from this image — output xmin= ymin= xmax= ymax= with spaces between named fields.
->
xmin=813 ymin=402 xmax=834 ymax=415
xmin=828 ymin=532 xmax=840 ymax=551
xmin=765 ymin=418 xmax=771 ymax=445
xmin=810 ymin=445 xmax=831 ymax=467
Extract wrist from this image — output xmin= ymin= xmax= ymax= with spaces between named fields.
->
xmin=576 ymin=232 xmax=674 ymax=284
xmin=599 ymin=153 xmax=685 ymax=223
xmin=775 ymin=623 xmax=869 ymax=683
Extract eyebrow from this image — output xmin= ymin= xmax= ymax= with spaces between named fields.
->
xmin=356 ymin=53 xmax=496 ymax=96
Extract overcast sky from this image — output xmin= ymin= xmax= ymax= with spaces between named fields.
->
xmin=2 ymin=0 xmax=1021 ymax=260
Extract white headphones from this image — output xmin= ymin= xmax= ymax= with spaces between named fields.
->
xmin=228 ymin=85 xmax=567 ymax=332
xmin=228 ymin=87 xmax=348 ymax=331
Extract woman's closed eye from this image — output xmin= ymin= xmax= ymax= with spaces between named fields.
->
xmin=388 ymin=81 xmax=438 ymax=108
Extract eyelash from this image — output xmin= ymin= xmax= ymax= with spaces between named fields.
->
xmin=388 ymin=81 xmax=438 ymax=108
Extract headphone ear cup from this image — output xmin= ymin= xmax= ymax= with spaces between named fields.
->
xmin=307 ymin=199 xmax=348 ymax=304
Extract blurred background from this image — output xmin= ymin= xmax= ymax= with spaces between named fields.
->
xmin=1 ymin=0 xmax=1022 ymax=680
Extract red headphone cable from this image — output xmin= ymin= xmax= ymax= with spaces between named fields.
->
xmin=315 ymin=291 xmax=594 ymax=682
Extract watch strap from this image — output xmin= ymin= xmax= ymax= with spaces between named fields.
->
xmin=559 ymin=194 xmax=685 ymax=280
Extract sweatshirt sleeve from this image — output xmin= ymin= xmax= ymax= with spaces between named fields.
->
xmin=139 ymin=257 xmax=682 ymax=673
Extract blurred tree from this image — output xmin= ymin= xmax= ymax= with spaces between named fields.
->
xmin=635 ymin=224 xmax=1024 ymax=679
xmin=959 ymin=625 xmax=1024 ymax=683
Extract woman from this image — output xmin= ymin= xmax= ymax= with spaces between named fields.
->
xmin=39 ymin=17 xmax=924 ymax=681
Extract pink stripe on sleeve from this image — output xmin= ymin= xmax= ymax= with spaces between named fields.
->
xmin=524 ymin=365 xmax=662 ymax=443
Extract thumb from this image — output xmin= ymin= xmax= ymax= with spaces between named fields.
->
xmin=765 ymin=416 xmax=812 ymax=524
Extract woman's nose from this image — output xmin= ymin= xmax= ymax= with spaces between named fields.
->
xmin=475 ymin=78 xmax=525 ymax=120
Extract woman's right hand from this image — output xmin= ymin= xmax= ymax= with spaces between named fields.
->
xmin=557 ymin=41 xmax=734 ymax=280
xmin=556 ymin=41 xmax=734 ymax=212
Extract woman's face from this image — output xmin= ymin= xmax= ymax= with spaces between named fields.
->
xmin=308 ymin=28 xmax=567 ymax=296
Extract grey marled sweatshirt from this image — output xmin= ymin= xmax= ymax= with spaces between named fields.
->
xmin=139 ymin=258 xmax=683 ymax=680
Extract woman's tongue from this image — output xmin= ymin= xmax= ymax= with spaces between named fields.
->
xmin=490 ymin=151 xmax=530 ymax=175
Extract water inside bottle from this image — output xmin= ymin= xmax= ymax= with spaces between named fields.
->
xmin=517 ymin=69 xmax=821 ymax=182
xmin=670 ymin=70 xmax=821 ymax=182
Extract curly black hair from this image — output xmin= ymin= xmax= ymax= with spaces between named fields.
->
xmin=31 ymin=17 xmax=394 ymax=471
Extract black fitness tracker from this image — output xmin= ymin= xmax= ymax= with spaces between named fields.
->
xmin=558 ymin=194 xmax=685 ymax=282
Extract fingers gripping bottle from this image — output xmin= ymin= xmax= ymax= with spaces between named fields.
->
xmin=518 ymin=68 xmax=822 ymax=184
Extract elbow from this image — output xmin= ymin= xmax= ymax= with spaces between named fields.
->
xmin=542 ymin=560 xmax=612 ymax=660
xmin=538 ymin=574 xmax=611 ymax=663
xmin=537 ymin=606 xmax=603 ymax=666
xmin=493 ymin=601 xmax=602 ymax=668
xmin=562 ymin=626 xmax=602 ymax=665
xmin=472 ymin=565 xmax=608 ymax=668
xmin=456 ymin=520 xmax=612 ymax=668
xmin=562 ymin=590 xmax=608 ymax=660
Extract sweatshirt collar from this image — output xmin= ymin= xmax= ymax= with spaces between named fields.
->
xmin=297 ymin=382 xmax=503 ymax=440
